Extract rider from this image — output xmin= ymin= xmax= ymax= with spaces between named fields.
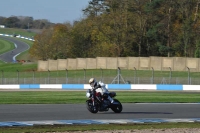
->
xmin=89 ymin=78 xmax=114 ymax=104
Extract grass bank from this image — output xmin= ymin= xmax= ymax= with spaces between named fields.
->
xmin=0 ymin=91 xmax=199 ymax=104
xmin=0 ymin=38 xmax=15 ymax=55
xmin=0 ymin=63 xmax=200 ymax=77
xmin=0 ymin=37 xmax=35 ymax=62
xmin=0 ymin=91 xmax=199 ymax=132
xmin=15 ymin=38 xmax=34 ymax=61
xmin=0 ymin=28 xmax=37 ymax=38
xmin=0 ymin=63 xmax=37 ymax=72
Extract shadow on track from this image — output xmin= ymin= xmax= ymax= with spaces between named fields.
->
xmin=98 ymin=112 xmax=173 ymax=114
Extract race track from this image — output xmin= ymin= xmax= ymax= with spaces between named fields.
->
xmin=0 ymin=36 xmax=30 ymax=62
xmin=0 ymin=103 xmax=199 ymax=122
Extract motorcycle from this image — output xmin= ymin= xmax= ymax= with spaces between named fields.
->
xmin=86 ymin=89 xmax=123 ymax=113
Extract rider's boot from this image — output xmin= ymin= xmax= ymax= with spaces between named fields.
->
xmin=107 ymin=96 xmax=117 ymax=104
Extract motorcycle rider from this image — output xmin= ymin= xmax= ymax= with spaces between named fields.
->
xmin=89 ymin=78 xmax=115 ymax=104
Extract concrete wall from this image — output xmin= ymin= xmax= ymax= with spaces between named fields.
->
xmin=67 ymin=58 xmax=77 ymax=70
xmin=57 ymin=59 xmax=67 ymax=70
xmin=150 ymin=56 xmax=162 ymax=71
xmin=128 ymin=57 xmax=139 ymax=70
xmin=173 ymin=57 xmax=186 ymax=71
xmin=186 ymin=58 xmax=199 ymax=72
xmin=118 ymin=57 xmax=128 ymax=69
xmin=162 ymin=57 xmax=173 ymax=71
xmin=37 ymin=60 xmax=48 ymax=71
xmin=77 ymin=58 xmax=86 ymax=69
xmin=37 ymin=56 xmax=200 ymax=72
xmin=86 ymin=58 xmax=96 ymax=69
xmin=48 ymin=60 xmax=58 ymax=71
xmin=139 ymin=57 xmax=150 ymax=70
xmin=96 ymin=57 xmax=107 ymax=69
xmin=107 ymin=57 xmax=117 ymax=69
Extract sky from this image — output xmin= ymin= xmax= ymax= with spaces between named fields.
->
xmin=0 ymin=0 xmax=90 ymax=23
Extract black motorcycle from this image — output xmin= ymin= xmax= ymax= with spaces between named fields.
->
xmin=86 ymin=89 xmax=123 ymax=113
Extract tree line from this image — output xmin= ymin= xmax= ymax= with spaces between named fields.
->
xmin=0 ymin=16 xmax=54 ymax=29
xmin=30 ymin=0 xmax=200 ymax=60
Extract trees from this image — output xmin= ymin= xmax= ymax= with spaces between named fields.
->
xmin=29 ymin=0 xmax=200 ymax=59
xmin=0 ymin=16 xmax=54 ymax=29
xmin=0 ymin=16 xmax=6 ymax=25
xmin=4 ymin=16 xmax=20 ymax=28
xmin=29 ymin=24 xmax=71 ymax=60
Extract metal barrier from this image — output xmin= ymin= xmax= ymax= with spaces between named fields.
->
xmin=0 ymin=69 xmax=200 ymax=85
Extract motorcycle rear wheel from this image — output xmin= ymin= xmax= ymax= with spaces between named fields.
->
xmin=111 ymin=99 xmax=123 ymax=113
xmin=86 ymin=100 xmax=98 ymax=113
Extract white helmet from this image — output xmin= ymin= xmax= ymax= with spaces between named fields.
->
xmin=89 ymin=78 xmax=97 ymax=87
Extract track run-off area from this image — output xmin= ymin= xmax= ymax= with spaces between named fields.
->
xmin=0 ymin=103 xmax=199 ymax=126
xmin=0 ymin=36 xmax=30 ymax=62
xmin=0 ymin=36 xmax=200 ymax=127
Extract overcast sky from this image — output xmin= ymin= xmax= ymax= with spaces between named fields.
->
xmin=0 ymin=0 xmax=90 ymax=23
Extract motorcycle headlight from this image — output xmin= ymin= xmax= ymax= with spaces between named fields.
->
xmin=86 ymin=92 xmax=91 ymax=98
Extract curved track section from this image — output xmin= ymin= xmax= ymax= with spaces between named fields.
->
xmin=0 ymin=103 xmax=199 ymax=126
xmin=0 ymin=36 xmax=30 ymax=62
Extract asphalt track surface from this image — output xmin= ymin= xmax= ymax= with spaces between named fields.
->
xmin=0 ymin=103 xmax=199 ymax=122
xmin=0 ymin=36 xmax=30 ymax=62
xmin=0 ymin=37 xmax=199 ymax=124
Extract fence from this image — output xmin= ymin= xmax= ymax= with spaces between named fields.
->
xmin=1 ymin=68 xmax=200 ymax=85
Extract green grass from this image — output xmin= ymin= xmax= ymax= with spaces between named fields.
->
xmin=0 ymin=38 xmax=15 ymax=55
xmin=0 ymin=91 xmax=199 ymax=132
xmin=1 ymin=29 xmax=199 ymax=132
xmin=0 ymin=28 xmax=37 ymax=38
xmin=0 ymin=63 xmax=37 ymax=72
xmin=14 ymin=38 xmax=34 ymax=61
xmin=0 ymin=63 xmax=199 ymax=80
xmin=0 ymin=28 xmax=36 ymax=62
xmin=0 ymin=36 xmax=35 ymax=62
xmin=0 ymin=60 xmax=4 ymax=64
xmin=0 ymin=91 xmax=199 ymax=104
xmin=0 ymin=122 xmax=200 ymax=133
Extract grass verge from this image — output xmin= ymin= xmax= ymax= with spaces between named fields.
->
xmin=0 ymin=28 xmax=37 ymax=38
xmin=0 ymin=91 xmax=199 ymax=132
xmin=0 ymin=91 xmax=199 ymax=104
xmin=0 ymin=38 xmax=15 ymax=55
xmin=0 ymin=123 xmax=200 ymax=133
xmin=0 ymin=63 xmax=37 ymax=72
xmin=14 ymin=38 xmax=34 ymax=61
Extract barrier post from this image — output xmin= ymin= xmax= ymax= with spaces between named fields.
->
xmin=48 ymin=70 xmax=50 ymax=84
xmin=17 ymin=70 xmax=19 ymax=84
xmin=1 ymin=70 xmax=3 ymax=84
xmin=169 ymin=67 xmax=172 ymax=84
xmin=118 ymin=67 xmax=120 ymax=84
xmin=66 ymin=69 xmax=68 ymax=83
xmin=151 ymin=67 xmax=154 ymax=84
xmin=187 ymin=67 xmax=190 ymax=84
xmin=32 ymin=69 xmax=35 ymax=84
xmin=83 ymin=69 xmax=86 ymax=83
xmin=134 ymin=67 xmax=137 ymax=84
xmin=100 ymin=68 xmax=103 ymax=81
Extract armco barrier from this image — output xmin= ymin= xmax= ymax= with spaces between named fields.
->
xmin=0 ymin=84 xmax=200 ymax=91
xmin=0 ymin=33 xmax=34 ymax=41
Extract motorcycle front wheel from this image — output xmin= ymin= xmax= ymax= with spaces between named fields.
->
xmin=111 ymin=99 xmax=123 ymax=113
xmin=86 ymin=100 xmax=98 ymax=113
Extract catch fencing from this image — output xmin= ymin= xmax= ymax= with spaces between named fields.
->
xmin=0 ymin=68 xmax=200 ymax=85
